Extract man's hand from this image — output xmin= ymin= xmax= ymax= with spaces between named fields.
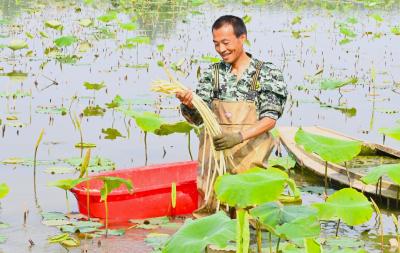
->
xmin=176 ymin=90 xmax=194 ymax=108
xmin=213 ymin=132 xmax=243 ymax=151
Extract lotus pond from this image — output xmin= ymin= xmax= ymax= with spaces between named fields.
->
xmin=1 ymin=0 xmax=400 ymax=252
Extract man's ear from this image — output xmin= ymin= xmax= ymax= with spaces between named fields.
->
xmin=239 ymin=33 xmax=247 ymax=44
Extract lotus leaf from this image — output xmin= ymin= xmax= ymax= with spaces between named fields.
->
xmin=96 ymin=229 xmax=125 ymax=236
xmin=134 ymin=112 xmax=164 ymax=133
xmin=268 ymin=156 xmax=296 ymax=170
xmin=126 ymin=36 xmax=151 ymax=45
xmin=98 ymin=176 xmax=133 ymax=201
xmin=79 ymin=19 xmax=93 ymax=27
xmin=215 ymin=167 xmax=299 ymax=208
xmin=83 ymin=105 xmax=105 ymax=116
xmin=97 ymin=11 xmax=118 ymax=23
xmin=7 ymin=39 xmax=28 ymax=51
xmin=54 ymin=36 xmax=78 ymax=47
xmin=102 ymin=128 xmax=124 ymax=139
xmin=119 ymin=22 xmax=137 ymax=31
xmin=361 ymin=163 xmax=400 ymax=185
xmin=41 ymin=211 xmax=67 ymax=220
xmin=0 ymin=235 xmax=6 ymax=244
xmin=162 ymin=212 xmax=235 ymax=253
xmin=154 ymin=121 xmax=194 ymax=135
xmin=294 ymin=128 xmax=361 ymax=163
xmin=45 ymin=20 xmax=63 ymax=30
xmin=83 ymin=81 xmax=105 ymax=90
xmin=242 ymin=15 xmax=251 ymax=24
xmin=48 ymin=177 xmax=90 ymax=190
xmin=379 ymin=126 xmax=400 ymax=141
xmin=312 ymin=188 xmax=373 ymax=226
xmin=0 ymin=183 xmax=9 ymax=199
xmin=320 ymin=77 xmax=357 ymax=90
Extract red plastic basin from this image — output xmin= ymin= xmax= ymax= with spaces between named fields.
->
xmin=70 ymin=161 xmax=198 ymax=221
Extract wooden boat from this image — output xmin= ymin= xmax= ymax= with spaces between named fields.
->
xmin=278 ymin=126 xmax=400 ymax=202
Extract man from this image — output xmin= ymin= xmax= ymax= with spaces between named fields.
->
xmin=176 ymin=15 xmax=287 ymax=209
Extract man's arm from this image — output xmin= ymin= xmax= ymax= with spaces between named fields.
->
xmin=240 ymin=116 xmax=276 ymax=141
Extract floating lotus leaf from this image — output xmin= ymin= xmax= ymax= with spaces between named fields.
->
xmin=83 ymin=81 xmax=105 ymax=90
xmin=74 ymin=142 xmax=97 ymax=148
xmin=312 ymin=188 xmax=373 ymax=226
xmin=45 ymin=20 xmax=63 ymax=30
xmin=54 ymin=36 xmax=78 ymax=47
xmin=97 ymin=11 xmax=118 ymax=23
xmin=7 ymin=39 xmax=28 ymax=51
xmin=119 ymin=22 xmax=137 ymax=31
xmin=96 ymin=229 xmax=125 ymax=236
xmin=79 ymin=19 xmax=93 ymax=27
xmin=39 ymin=31 xmax=49 ymax=38
xmin=379 ymin=125 xmax=400 ymax=141
xmin=41 ymin=211 xmax=67 ymax=220
xmin=200 ymin=55 xmax=220 ymax=63
xmin=0 ymin=235 xmax=6 ymax=244
xmin=126 ymin=36 xmax=151 ymax=45
xmin=361 ymin=163 xmax=400 ymax=185
xmin=294 ymin=128 xmax=362 ymax=163
xmin=163 ymin=212 xmax=235 ymax=253
xmin=215 ymin=167 xmax=299 ymax=208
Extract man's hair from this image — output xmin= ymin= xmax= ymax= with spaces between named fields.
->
xmin=212 ymin=15 xmax=247 ymax=37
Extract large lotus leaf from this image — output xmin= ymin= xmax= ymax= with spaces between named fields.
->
xmin=250 ymin=202 xmax=317 ymax=229
xmin=361 ymin=163 xmax=400 ymax=185
xmin=215 ymin=167 xmax=295 ymax=208
xmin=312 ymin=188 xmax=373 ymax=226
xmin=7 ymin=39 xmax=28 ymax=51
xmin=0 ymin=183 xmax=9 ymax=199
xmin=154 ymin=121 xmax=194 ymax=135
xmin=295 ymin=128 xmax=361 ymax=163
xmin=134 ymin=112 xmax=164 ymax=133
xmin=98 ymin=176 xmax=133 ymax=201
xmin=162 ymin=211 xmax=235 ymax=253
xmin=379 ymin=126 xmax=400 ymax=141
xmin=48 ymin=177 xmax=90 ymax=191
xmin=275 ymin=215 xmax=320 ymax=240
xmin=54 ymin=36 xmax=78 ymax=47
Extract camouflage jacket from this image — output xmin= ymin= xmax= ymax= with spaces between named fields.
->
xmin=181 ymin=55 xmax=288 ymax=125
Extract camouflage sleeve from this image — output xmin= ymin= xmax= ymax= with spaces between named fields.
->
xmin=180 ymin=65 xmax=214 ymax=125
xmin=257 ymin=62 xmax=288 ymax=120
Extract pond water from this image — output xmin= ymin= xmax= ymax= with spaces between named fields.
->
xmin=1 ymin=0 xmax=400 ymax=252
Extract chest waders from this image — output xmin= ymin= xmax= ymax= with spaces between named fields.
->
xmin=197 ymin=60 xmax=275 ymax=214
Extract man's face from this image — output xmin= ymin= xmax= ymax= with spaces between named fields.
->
xmin=212 ymin=24 xmax=246 ymax=64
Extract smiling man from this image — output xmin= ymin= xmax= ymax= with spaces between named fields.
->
xmin=176 ymin=15 xmax=287 ymax=207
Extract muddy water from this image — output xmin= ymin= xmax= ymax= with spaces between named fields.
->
xmin=1 ymin=0 xmax=400 ymax=252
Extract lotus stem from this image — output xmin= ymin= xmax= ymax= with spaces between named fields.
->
xmin=34 ymin=128 xmax=44 ymax=207
xmin=269 ymin=232 xmax=272 ymax=253
xmin=65 ymin=190 xmax=70 ymax=215
xmin=344 ymin=162 xmax=352 ymax=188
xmin=256 ymin=221 xmax=262 ymax=253
xmin=371 ymin=198 xmax=383 ymax=253
xmin=144 ymin=131 xmax=148 ymax=166
xmin=396 ymin=186 xmax=399 ymax=209
xmin=335 ymin=219 xmax=341 ymax=237
xmin=276 ymin=237 xmax=281 ymax=253
xmin=324 ymin=161 xmax=328 ymax=199
xmin=187 ymin=133 xmax=193 ymax=160
xmin=105 ymin=184 xmax=109 ymax=238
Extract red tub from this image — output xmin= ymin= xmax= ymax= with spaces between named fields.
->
xmin=70 ymin=161 xmax=198 ymax=221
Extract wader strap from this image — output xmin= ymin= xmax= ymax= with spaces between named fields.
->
xmin=251 ymin=60 xmax=264 ymax=91
xmin=212 ymin=63 xmax=220 ymax=99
